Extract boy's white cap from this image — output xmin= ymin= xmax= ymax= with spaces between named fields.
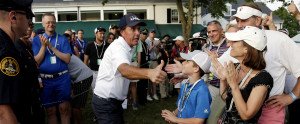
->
xmin=233 ymin=6 xmax=262 ymax=20
xmin=173 ymin=36 xmax=184 ymax=41
xmin=180 ymin=50 xmax=211 ymax=73
xmin=225 ymin=26 xmax=267 ymax=51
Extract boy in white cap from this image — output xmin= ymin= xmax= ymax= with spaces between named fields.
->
xmin=162 ymin=51 xmax=211 ymax=124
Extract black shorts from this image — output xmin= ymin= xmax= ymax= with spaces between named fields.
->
xmin=71 ymin=76 xmax=93 ymax=108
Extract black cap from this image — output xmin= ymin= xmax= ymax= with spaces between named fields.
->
xmin=150 ymin=29 xmax=156 ymax=33
xmin=141 ymin=28 xmax=148 ymax=34
xmin=0 ymin=0 xmax=35 ymax=18
xmin=109 ymin=24 xmax=118 ymax=29
xmin=94 ymin=27 xmax=106 ymax=33
xmin=119 ymin=13 xmax=146 ymax=29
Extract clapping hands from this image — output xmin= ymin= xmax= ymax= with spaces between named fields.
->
xmin=224 ymin=61 xmax=239 ymax=89
xmin=39 ymin=35 xmax=53 ymax=49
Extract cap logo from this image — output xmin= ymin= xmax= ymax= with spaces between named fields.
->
xmin=239 ymin=7 xmax=243 ymax=12
xmin=130 ymin=16 xmax=140 ymax=21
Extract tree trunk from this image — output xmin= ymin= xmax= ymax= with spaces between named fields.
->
xmin=176 ymin=0 xmax=194 ymax=45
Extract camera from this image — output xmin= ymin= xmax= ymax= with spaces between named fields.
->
xmin=189 ymin=28 xmax=208 ymax=51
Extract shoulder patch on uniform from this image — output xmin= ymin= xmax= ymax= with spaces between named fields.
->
xmin=0 ymin=57 xmax=19 ymax=76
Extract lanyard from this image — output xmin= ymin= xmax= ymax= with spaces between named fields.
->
xmin=44 ymin=33 xmax=58 ymax=55
xmin=76 ymin=39 xmax=85 ymax=49
xmin=178 ymin=79 xmax=202 ymax=117
xmin=94 ymin=41 xmax=105 ymax=59
xmin=142 ymin=41 xmax=148 ymax=55
xmin=226 ymin=68 xmax=253 ymax=112
xmin=210 ymin=38 xmax=226 ymax=56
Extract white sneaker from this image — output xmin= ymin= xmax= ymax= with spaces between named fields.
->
xmin=153 ymin=94 xmax=159 ymax=100
xmin=147 ymin=95 xmax=153 ymax=101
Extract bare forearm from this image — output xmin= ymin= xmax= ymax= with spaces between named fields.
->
xmin=292 ymin=77 xmax=300 ymax=98
xmin=83 ymin=55 xmax=89 ymax=65
xmin=118 ymin=63 xmax=150 ymax=80
xmin=73 ymin=47 xmax=80 ymax=57
xmin=50 ymin=47 xmax=71 ymax=64
xmin=219 ymin=80 xmax=228 ymax=100
xmin=173 ymin=109 xmax=178 ymax=116
xmin=34 ymin=46 xmax=46 ymax=65
xmin=231 ymin=87 xmax=250 ymax=120
xmin=0 ymin=105 xmax=18 ymax=124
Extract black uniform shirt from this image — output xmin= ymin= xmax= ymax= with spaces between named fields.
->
xmin=0 ymin=29 xmax=24 ymax=105
xmin=84 ymin=41 xmax=109 ymax=71
xmin=15 ymin=39 xmax=39 ymax=91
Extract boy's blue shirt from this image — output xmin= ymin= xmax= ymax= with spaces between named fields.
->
xmin=177 ymin=79 xmax=212 ymax=119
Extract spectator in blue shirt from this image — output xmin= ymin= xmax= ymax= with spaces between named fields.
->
xmin=162 ymin=51 xmax=212 ymax=124
xmin=32 ymin=13 xmax=72 ymax=124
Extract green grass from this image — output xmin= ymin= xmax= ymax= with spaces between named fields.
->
xmin=83 ymin=92 xmax=177 ymax=124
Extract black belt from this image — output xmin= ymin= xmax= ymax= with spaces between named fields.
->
xmin=94 ymin=94 xmax=124 ymax=105
xmin=40 ymin=70 xmax=68 ymax=79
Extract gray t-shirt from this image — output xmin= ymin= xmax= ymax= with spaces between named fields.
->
xmin=68 ymin=55 xmax=93 ymax=83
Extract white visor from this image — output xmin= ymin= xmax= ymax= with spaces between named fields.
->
xmin=233 ymin=6 xmax=262 ymax=20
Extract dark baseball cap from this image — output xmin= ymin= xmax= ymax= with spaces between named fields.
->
xmin=141 ymin=29 xmax=148 ymax=34
xmin=150 ymin=29 xmax=156 ymax=33
xmin=119 ymin=13 xmax=146 ymax=29
xmin=0 ymin=0 xmax=35 ymax=18
xmin=109 ymin=24 xmax=118 ymax=29
xmin=94 ymin=27 xmax=106 ymax=33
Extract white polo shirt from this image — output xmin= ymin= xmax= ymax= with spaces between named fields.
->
xmin=218 ymin=30 xmax=300 ymax=97
xmin=93 ymin=36 xmax=133 ymax=100
xmin=264 ymin=30 xmax=300 ymax=96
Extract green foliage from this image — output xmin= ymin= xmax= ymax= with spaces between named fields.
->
xmin=196 ymin=0 xmax=255 ymax=18
xmin=198 ymin=0 xmax=237 ymax=18
xmin=273 ymin=7 xmax=300 ymax=37
xmin=178 ymin=0 xmax=243 ymax=42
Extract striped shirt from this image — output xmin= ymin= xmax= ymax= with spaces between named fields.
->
xmin=206 ymin=38 xmax=228 ymax=87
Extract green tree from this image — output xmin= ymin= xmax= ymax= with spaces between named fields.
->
xmin=273 ymin=7 xmax=300 ymax=37
xmin=177 ymin=0 xmax=239 ymax=44
xmin=101 ymin=0 xmax=240 ymax=43
xmin=102 ymin=0 xmax=289 ymax=43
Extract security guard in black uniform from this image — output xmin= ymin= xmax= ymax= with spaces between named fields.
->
xmin=15 ymin=22 xmax=45 ymax=124
xmin=0 ymin=0 xmax=35 ymax=123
